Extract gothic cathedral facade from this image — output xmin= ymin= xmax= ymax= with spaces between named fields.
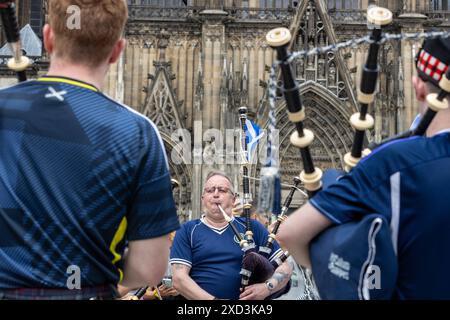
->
xmin=1 ymin=0 xmax=449 ymax=220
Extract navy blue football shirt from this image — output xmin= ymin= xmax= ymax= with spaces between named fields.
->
xmin=170 ymin=216 xmax=282 ymax=299
xmin=0 ymin=77 xmax=180 ymax=289
xmin=311 ymin=131 xmax=450 ymax=299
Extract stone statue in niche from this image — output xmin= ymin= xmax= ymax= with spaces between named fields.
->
xmin=328 ymin=63 xmax=336 ymax=87
xmin=203 ymin=137 xmax=222 ymax=165
xmin=318 ymin=56 xmax=325 ymax=79
xmin=307 ymin=42 xmax=315 ymax=68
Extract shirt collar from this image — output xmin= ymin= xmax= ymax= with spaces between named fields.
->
xmin=201 ymin=214 xmax=232 ymax=232
xmin=435 ymin=128 xmax=450 ymax=136
xmin=38 ymin=76 xmax=99 ymax=92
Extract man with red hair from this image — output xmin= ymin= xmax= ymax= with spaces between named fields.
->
xmin=0 ymin=0 xmax=179 ymax=299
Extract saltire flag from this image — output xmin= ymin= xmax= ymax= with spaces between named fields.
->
xmin=245 ymin=119 xmax=264 ymax=162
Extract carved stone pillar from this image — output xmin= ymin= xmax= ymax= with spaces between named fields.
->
xmin=192 ymin=9 xmax=230 ymax=210
xmin=116 ymin=53 xmax=125 ymax=104
xmin=249 ymin=0 xmax=258 ymax=8
xmin=192 ymin=53 xmax=204 ymax=218
xmin=200 ymin=9 xmax=228 ymax=132
xmin=192 ymin=120 xmax=204 ymax=218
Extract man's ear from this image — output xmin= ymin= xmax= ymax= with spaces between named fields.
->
xmin=413 ymin=75 xmax=427 ymax=102
xmin=43 ymin=24 xmax=54 ymax=55
xmin=109 ymin=38 xmax=126 ymax=65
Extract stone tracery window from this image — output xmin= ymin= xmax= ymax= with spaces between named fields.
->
xmin=128 ymin=0 xmax=188 ymax=6
xmin=293 ymin=0 xmax=349 ymax=101
xmin=431 ymin=0 xmax=450 ymax=10
xmin=259 ymin=0 xmax=296 ymax=8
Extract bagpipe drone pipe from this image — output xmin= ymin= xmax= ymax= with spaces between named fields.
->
xmin=233 ymin=106 xmax=291 ymax=300
xmin=0 ymin=0 xmax=30 ymax=82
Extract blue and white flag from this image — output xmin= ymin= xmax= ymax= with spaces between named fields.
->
xmin=245 ymin=119 xmax=264 ymax=162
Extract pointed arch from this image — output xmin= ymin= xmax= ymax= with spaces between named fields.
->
xmin=159 ymin=132 xmax=192 ymax=223
xmin=250 ymin=82 xmax=355 ymax=206
xmin=276 ymin=82 xmax=354 ymax=170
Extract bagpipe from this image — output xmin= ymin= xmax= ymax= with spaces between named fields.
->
xmin=224 ymin=106 xmax=294 ymax=299
xmin=0 ymin=0 xmax=30 ymax=82
xmin=122 ymin=286 xmax=150 ymax=301
xmin=237 ymin=107 xmax=256 ymax=247
xmin=264 ymin=5 xmax=450 ymax=299
xmin=258 ymin=176 xmax=301 ymax=259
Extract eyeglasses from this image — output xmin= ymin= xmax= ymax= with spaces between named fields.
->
xmin=203 ymin=186 xmax=232 ymax=195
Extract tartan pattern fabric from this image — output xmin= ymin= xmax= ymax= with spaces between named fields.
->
xmin=417 ymin=49 xmax=449 ymax=82
xmin=0 ymin=284 xmax=117 ymax=300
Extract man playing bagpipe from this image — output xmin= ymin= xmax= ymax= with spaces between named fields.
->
xmin=0 ymin=0 xmax=179 ymax=299
xmin=278 ymin=35 xmax=450 ymax=300
xmin=170 ymin=170 xmax=293 ymax=300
